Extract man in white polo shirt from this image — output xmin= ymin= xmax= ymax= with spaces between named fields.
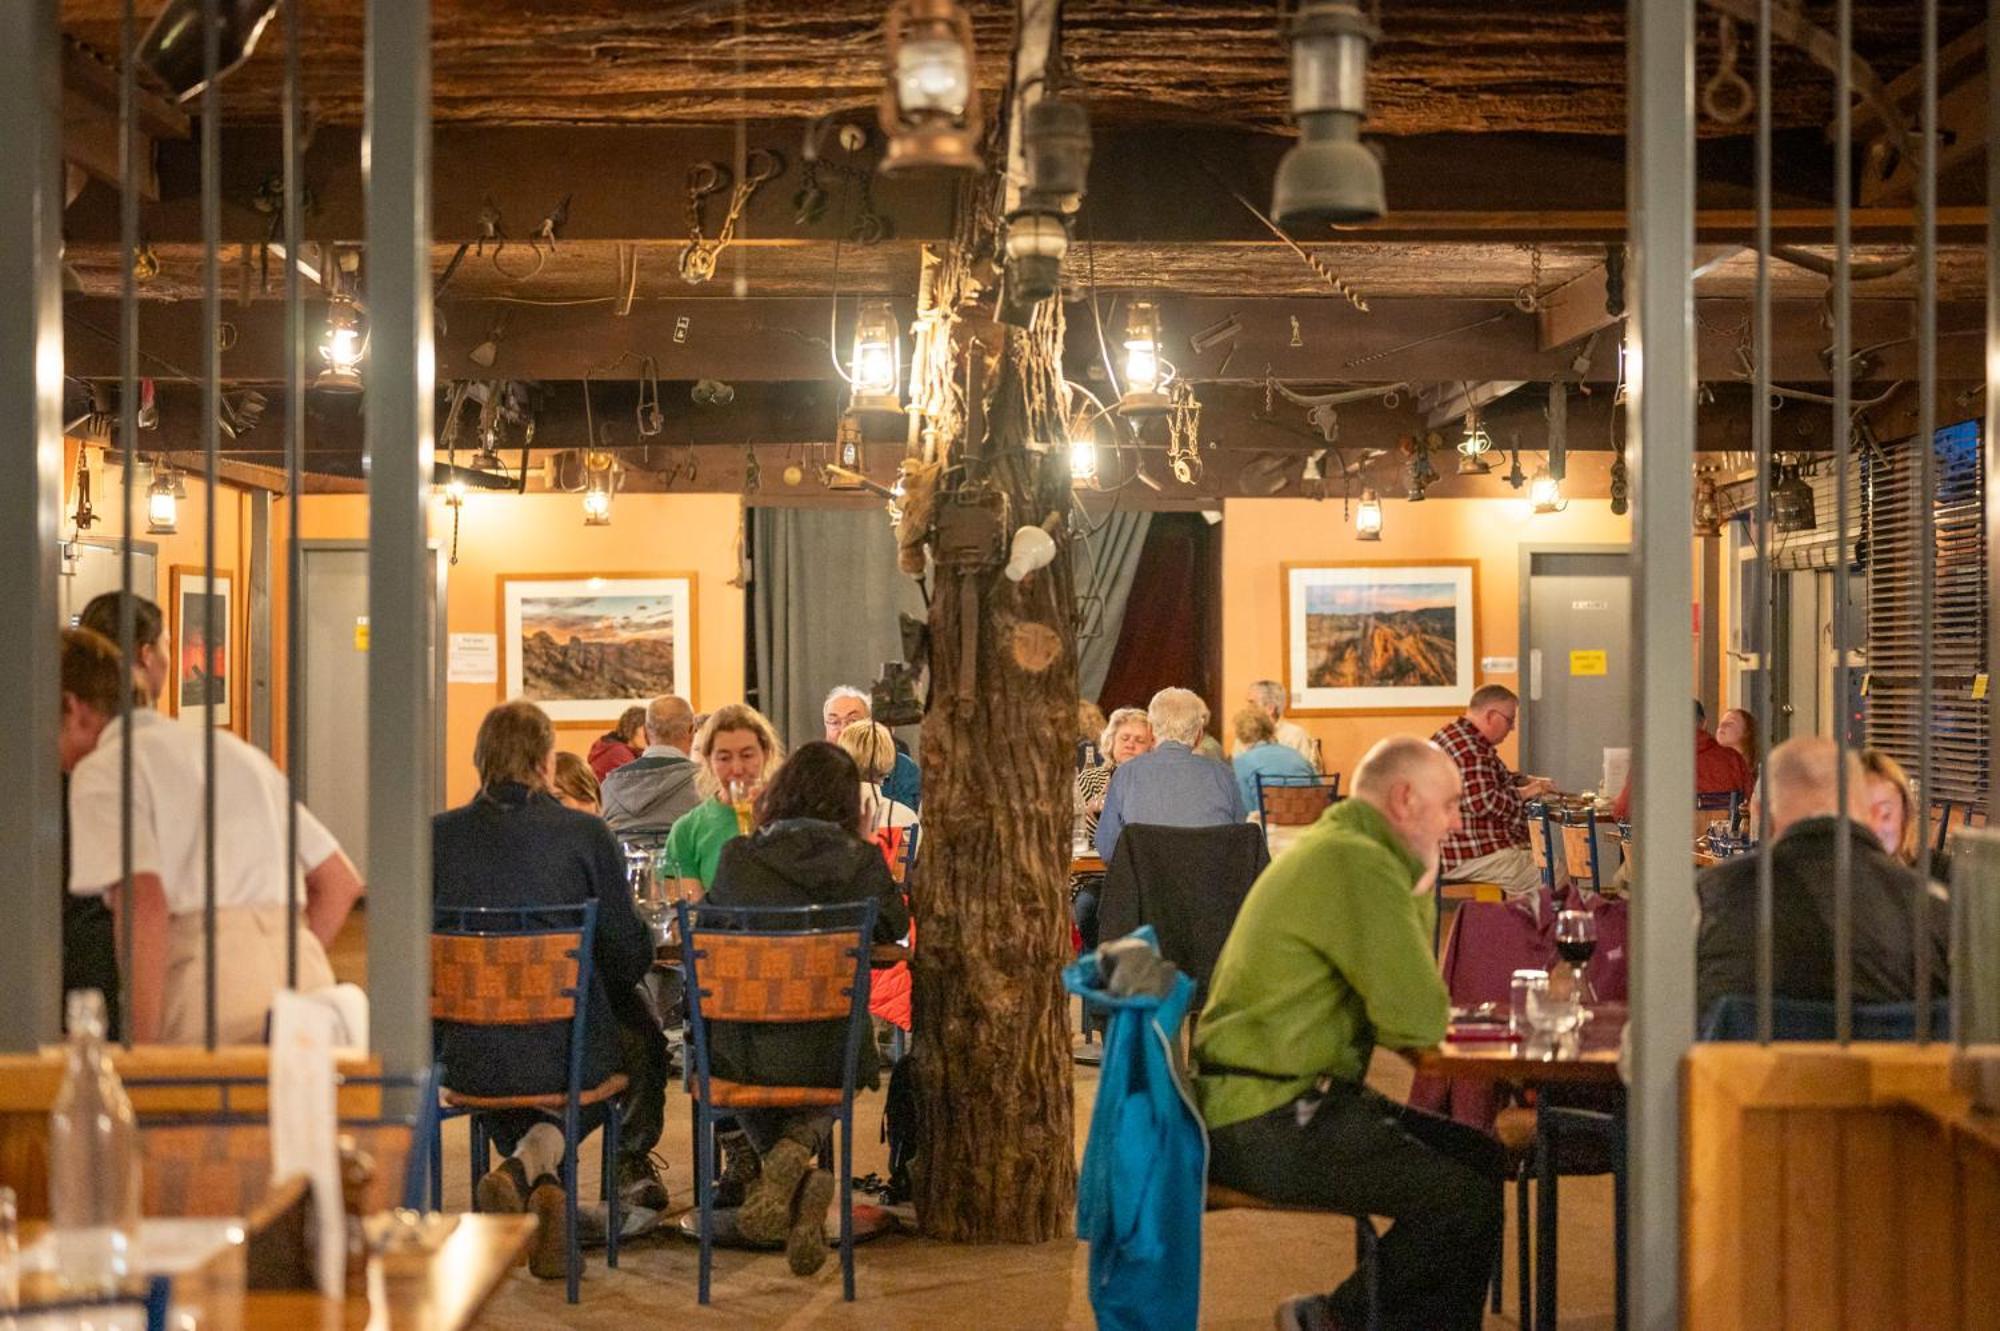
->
xmin=60 ymin=627 xmax=365 ymax=1045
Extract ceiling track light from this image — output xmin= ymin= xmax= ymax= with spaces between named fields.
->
xmin=1273 ymin=1 xmax=1385 ymax=230
xmin=879 ymin=0 xmax=982 ymax=175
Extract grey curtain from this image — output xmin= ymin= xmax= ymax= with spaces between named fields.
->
xmin=751 ymin=506 xmax=927 ymax=750
xmin=1075 ymin=508 xmax=1152 ymax=704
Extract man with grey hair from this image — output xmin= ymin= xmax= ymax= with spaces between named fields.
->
xmin=1195 ymin=736 xmax=1504 ymax=1331
xmin=1695 ymin=735 xmax=1948 ymax=1023
xmin=602 ymin=694 xmax=702 ymax=835
xmin=1094 ymin=687 xmax=1244 ymax=861
xmin=1431 ymin=682 xmax=1558 ymax=904
xmin=1246 ymin=678 xmax=1318 ymax=770
xmin=824 ymin=684 xmax=920 ymax=810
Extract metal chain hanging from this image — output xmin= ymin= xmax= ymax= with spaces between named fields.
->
xmin=1513 ymin=242 xmax=1546 ymax=313
xmin=1168 ymin=380 xmax=1204 ymax=483
xmin=679 ymin=149 xmax=785 ymax=284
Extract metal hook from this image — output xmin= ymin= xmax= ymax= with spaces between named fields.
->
xmin=1700 ymin=14 xmax=1754 ymax=125
xmin=687 ymin=161 xmax=730 ymax=200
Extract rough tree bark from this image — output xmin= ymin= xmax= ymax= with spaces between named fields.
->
xmin=910 ymin=313 xmax=1079 ymax=1242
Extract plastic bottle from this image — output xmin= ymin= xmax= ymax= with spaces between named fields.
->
xmin=47 ymin=989 xmax=139 ymax=1295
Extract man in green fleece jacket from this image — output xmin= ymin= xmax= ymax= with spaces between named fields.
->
xmin=1194 ymin=735 xmax=1506 ymax=1331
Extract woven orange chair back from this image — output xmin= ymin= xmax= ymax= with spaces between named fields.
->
xmin=690 ymin=930 xmax=857 ymax=1023
xmin=1559 ymin=824 xmax=1596 ymax=879
xmin=1529 ymin=815 xmax=1554 ymax=875
xmin=139 ymin=1121 xmax=412 ymax=1217
xmin=430 ymin=930 xmax=583 ymax=1025
xmin=1260 ymin=783 xmax=1334 ymax=826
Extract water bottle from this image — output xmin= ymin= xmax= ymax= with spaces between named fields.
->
xmin=47 ymin=989 xmax=139 ymax=1295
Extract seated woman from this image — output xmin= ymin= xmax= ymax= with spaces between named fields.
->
xmin=1860 ymin=747 xmax=1951 ymax=882
xmin=1229 ymin=705 xmax=1319 ymax=815
xmin=1072 ymin=707 xmax=1152 ymax=952
xmin=837 ymin=719 xmax=919 ymax=844
xmin=664 ymin=703 xmax=784 ymax=897
xmin=552 ymin=750 xmax=602 ymax=814
xmin=703 ymin=742 xmax=909 ymax=1278
xmin=589 ymin=705 xmax=647 ymax=780
xmin=432 ymin=701 xmax=664 ymax=1277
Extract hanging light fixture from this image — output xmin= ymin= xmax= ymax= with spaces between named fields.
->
xmin=1354 ymin=487 xmax=1383 ymax=540
xmin=1003 ymin=210 xmax=1070 ymax=306
xmin=1004 ymin=97 xmax=1091 ymax=306
xmin=316 ymin=292 xmax=366 ymax=393
xmin=1692 ymin=475 xmax=1723 ymax=537
xmin=582 ymin=451 xmax=616 ymax=526
xmin=1771 ymin=462 xmax=1817 ymax=534
xmin=878 ymin=0 xmax=982 ymax=175
xmin=1455 ymin=410 xmax=1493 ymax=475
xmin=145 ymin=463 xmax=179 ymax=535
xmin=1529 ymin=464 xmax=1567 ymax=514
xmin=137 ymin=0 xmax=280 ymax=103
xmin=1068 ymin=431 xmax=1099 ymax=485
xmin=848 ymin=298 xmax=903 ymax=416
xmin=1116 ymin=299 xmax=1171 ymax=416
xmin=1273 ymin=1 xmax=1385 ymax=229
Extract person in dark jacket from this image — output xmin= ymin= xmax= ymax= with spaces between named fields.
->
xmin=1696 ymin=737 xmax=1950 ymax=1024
xmin=588 ymin=706 xmax=646 ymax=780
xmin=433 ymin=701 xmax=662 ymax=1279
xmin=704 ymin=741 xmax=909 ymax=1278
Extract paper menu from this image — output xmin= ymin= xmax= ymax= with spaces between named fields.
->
xmin=269 ymin=992 xmax=344 ymax=1298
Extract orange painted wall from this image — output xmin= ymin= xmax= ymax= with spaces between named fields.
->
xmin=287 ymin=491 xmax=746 ymax=808
xmin=1221 ymin=494 xmax=1634 ymax=776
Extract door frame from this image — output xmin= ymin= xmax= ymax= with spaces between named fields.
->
xmin=1517 ymin=543 xmax=1632 ymax=781
xmin=297 ymin=539 xmax=450 ymax=810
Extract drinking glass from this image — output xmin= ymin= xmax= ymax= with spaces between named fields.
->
xmin=1555 ymin=909 xmax=1599 ymax=1007
xmin=1525 ymin=979 xmax=1582 ymax=1040
xmin=728 ymin=779 xmax=755 ymax=836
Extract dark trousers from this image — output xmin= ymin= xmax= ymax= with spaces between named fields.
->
xmin=1072 ymin=878 xmax=1103 ymax=953
xmin=486 ymin=986 xmax=668 ymax=1188
xmin=1207 ymin=1082 xmax=1505 ymax=1331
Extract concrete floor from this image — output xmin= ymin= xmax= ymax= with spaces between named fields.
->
xmin=334 ymin=915 xmax=1618 ymax=1329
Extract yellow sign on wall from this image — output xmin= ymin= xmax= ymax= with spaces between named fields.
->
xmin=1569 ymin=649 xmax=1607 ymax=677
xmin=354 ymin=616 xmax=370 ymax=652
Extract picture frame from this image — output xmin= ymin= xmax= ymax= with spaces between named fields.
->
xmin=1281 ymin=560 xmax=1479 ymax=716
xmin=498 ymin=572 xmax=698 ymax=727
xmin=168 ymin=565 xmax=236 ymax=729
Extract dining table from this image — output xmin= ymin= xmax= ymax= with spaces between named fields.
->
xmin=1417 ymin=1002 xmax=1628 ymax=1331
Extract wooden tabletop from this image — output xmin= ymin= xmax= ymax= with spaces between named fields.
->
xmin=1071 ymin=852 xmax=1105 ymax=875
xmin=1416 ymin=1003 xmax=1627 ymax=1086
xmin=245 ymin=1213 xmax=537 ymax=1331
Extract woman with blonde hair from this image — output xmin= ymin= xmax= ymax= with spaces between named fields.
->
xmin=551 ymin=751 xmax=603 ymax=814
xmin=1716 ymin=707 xmax=1760 ymax=779
xmin=1859 ymin=748 xmax=1925 ymax=869
xmin=1071 ymin=706 xmax=1154 ymax=952
xmin=838 ymin=720 xmax=919 ymax=838
xmin=662 ymin=702 xmax=785 ymax=898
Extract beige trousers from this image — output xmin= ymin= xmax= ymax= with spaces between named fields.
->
xmin=1442 ymin=845 xmax=1565 ymax=901
xmin=162 ymin=907 xmax=335 ymax=1045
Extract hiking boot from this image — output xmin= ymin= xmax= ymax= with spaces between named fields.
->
xmin=734 ymin=1128 xmax=817 ymax=1243
xmin=1274 ymin=1293 xmax=1345 ymax=1331
xmin=785 ymin=1169 xmax=836 ymax=1277
xmin=617 ymin=1156 xmax=671 ymax=1213
xmin=526 ymin=1174 xmax=571 ymax=1281
xmin=473 ymin=1155 xmax=530 ymax=1215
xmin=713 ymin=1130 xmax=761 ymax=1209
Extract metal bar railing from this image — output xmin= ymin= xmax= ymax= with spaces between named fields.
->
xmin=283 ymin=0 xmax=304 ymax=992
xmin=1752 ymin=0 xmax=1776 ymax=1045
xmin=117 ymin=0 xmax=140 ymax=1048
xmin=1830 ymin=0 xmax=1855 ymax=1047
xmin=1980 ymin=0 xmax=2000 ymax=1056
xmin=200 ymin=0 xmax=223 ymax=1052
xmin=1914 ymin=0 xmax=1939 ymax=1044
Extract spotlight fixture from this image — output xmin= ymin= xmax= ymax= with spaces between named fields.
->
xmin=1273 ymin=1 xmax=1385 ymax=229
xmin=316 ymin=292 xmax=366 ymax=393
xmin=879 ymin=0 xmax=981 ymax=175
xmin=146 ymin=464 xmax=179 ymax=535
xmin=1068 ymin=434 xmax=1099 ymax=485
xmin=1692 ymin=476 xmax=1722 ymax=537
xmin=1455 ymin=411 xmax=1493 ymax=475
xmin=1354 ymin=487 xmax=1383 ymax=540
xmin=582 ymin=452 xmax=616 ymax=526
xmin=137 ymin=0 xmax=280 ymax=103
xmin=848 ymin=298 xmax=903 ymax=416
xmin=1771 ymin=462 xmax=1816 ymax=534
xmin=1116 ymin=299 xmax=1172 ymax=416
xmin=1529 ymin=465 xmax=1566 ymax=514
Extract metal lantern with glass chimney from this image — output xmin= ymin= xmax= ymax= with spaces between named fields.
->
xmin=1692 ymin=476 xmax=1723 ymax=537
xmin=1771 ymin=461 xmax=1816 ymax=534
xmin=1529 ymin=464 xmax=1566 ymax=514
xmin=582 ymin=452 xmax=616 ymax=526
xmin=1354 ymin=487 xmax=1383 ymax=540
xmin=849 ymin=298 xmax=903 ymax=416
xmin=878 ymin=0 xmax=981 ymax=175
xmin=316 ymin=292 xmax=365 ymax=393
xmin=1116 ymin=299 xmax=1171 ymax=416
xmin=1068 ymin=430 xmax=1099 ymax=485
xmin=1455 ymin=410 xmax=1493 ymax=475
xmin=145 ymin=464 xmax=179 ymax=535
xmin=1003 ymin=210 xmax=1069 ymax=305
xmin=1273 ymin=0 xmax=1385 ymax=229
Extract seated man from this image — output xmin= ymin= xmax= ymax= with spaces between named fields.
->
xmin=1247 ymin=677 xmax=1319 ymax=769
xmin=1610 ymin=699 xmax=1751 ymax=821
xmin=601 ymin=693 xmax=701 ymax=836
xmin=63 ymin=628 xmax=364 ymax=1045
xmin=1094 ymin=687 xmax=1246 ymax=862
xmin=1431 ymin=684 xmax=1555 ymax=904
xmin=1195 ymin=737 xmax=1504 ymax=1331
xmin=1696 ymin=736 xmax=1949 ymax=1023
xmin=1229 ymin=705 xmax=1319 ymax=815
xmin=824 ymin=684 xmax=920 ymax=810
xmin=434 ymin=701 xmax=664 ymax=1278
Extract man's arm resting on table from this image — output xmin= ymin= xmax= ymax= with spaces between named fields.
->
xmin=99 ymin=874 xmax=170 ymax=1043
xmin=304 ymin=850 xmax=366 ymax=947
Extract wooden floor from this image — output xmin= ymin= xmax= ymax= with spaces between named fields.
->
xmin=331 ymin=914 xmax=1618 ymax=1329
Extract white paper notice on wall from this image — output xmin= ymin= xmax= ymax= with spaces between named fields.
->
xmin=448 ymin=632 xmax=499 ymax=683
xmin=1480 ymin=656 xmax=1519 ymax=674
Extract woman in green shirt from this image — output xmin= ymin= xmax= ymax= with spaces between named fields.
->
xmin=665 ymin=703 xmax=785 ymax=898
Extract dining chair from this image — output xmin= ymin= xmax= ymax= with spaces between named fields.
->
xmin=10 ymin=1278 xmax=173 ymax=1331
xmin=1556 ymin=808 xmax=1602 ymax=895
xmin=677 ymin=898 xmax=879 ymax=1305
xmin=1254 ymin=772 xmax=1342 ymax=835
xmin=432 ymin=902 xmax=625 ymax=1304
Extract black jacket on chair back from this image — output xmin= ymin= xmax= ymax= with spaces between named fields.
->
xmin=1099 ymin=821 xmax=1271 ymax=1002
xmin=431 ymin=783 xmax=653 ymax=1099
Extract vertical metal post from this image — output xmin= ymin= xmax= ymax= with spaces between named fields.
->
xmin=0 ymin=0 xmax=65 ymax=1051
xmin=200 ymin=0 xmax=222 ymax=1053
xmin=1830 ymin=0 xmax=1855 ymax=1047
xmin=249 ymin=491 xmax=274 ymax=750
xmin=365 ymin=0 xmax=436 ymax=1075
xmin=282 ymin=0 xmax=304 ymax=991
xmin=1914 ymin=0 xmax=1938 ymax=1041
xmin=1625 ymin=0 xmax=1697 ymax=1324
xmin=1752 ymin=0 xmax=1776 ymax=1045
xmin=1983 ymin=0 xmax=2000 ymax=1052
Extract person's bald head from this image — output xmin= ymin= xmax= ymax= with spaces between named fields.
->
xmin=1763 ymin=736 xmax=1867 ymax=839
xmin=645 ymin=694 xmax=695 ymax=749
xmin=1353 ymin=736 xmax=1464 ymax=872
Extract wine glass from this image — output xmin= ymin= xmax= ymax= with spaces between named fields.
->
xmin=1555 ymin=909 xmax=1599 ymax=1008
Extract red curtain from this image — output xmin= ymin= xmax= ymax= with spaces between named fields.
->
xmin=1094 ymin=512 xmax=1223 ymax=734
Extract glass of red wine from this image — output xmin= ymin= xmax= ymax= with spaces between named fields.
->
xmin=1555 ymin=909 xmax=1599 ymax=1008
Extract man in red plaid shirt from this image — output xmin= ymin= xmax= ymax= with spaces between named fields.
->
xmin=1431 ymin=684 xmax=1557 ymax=906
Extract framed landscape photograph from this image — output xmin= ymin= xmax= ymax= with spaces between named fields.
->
xmin=1282 ymin=561 xmax=1478 ymax=716
xmin=499 ymin=573 xmax=697 ymax=725
xmin=169 ymin=566 xmax=235 ymax=728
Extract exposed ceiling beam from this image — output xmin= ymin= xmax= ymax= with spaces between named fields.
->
xmin=1855 ymin=22 xmax=1987 ymax=206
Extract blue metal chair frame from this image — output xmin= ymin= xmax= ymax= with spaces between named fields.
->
xmin=1254 ymin=771 xmax=1342 ymax=833
xmin=123 ymin=1064 xmax=443 ymax=1212
xmin=12 ymin=1276 xmax=173 ymax=1330
xmin=1698 ymin=994 xmax=1952 ymax=1041
xmin=433 ymin=901 xmax=622 ymax=1304
xmin=1933 ymin=800 xmax=1960 ymax=855
xmin=677 ymin=898 xmax=878 ymax=1305
xmin=896 ymin=821 xmax=921 ymax=882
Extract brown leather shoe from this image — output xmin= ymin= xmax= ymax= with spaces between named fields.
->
xmin=526 ymin=1174 xmax=571 ymax=1281
xmin=474 ymin=1155 xmax=531 ymax=1215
